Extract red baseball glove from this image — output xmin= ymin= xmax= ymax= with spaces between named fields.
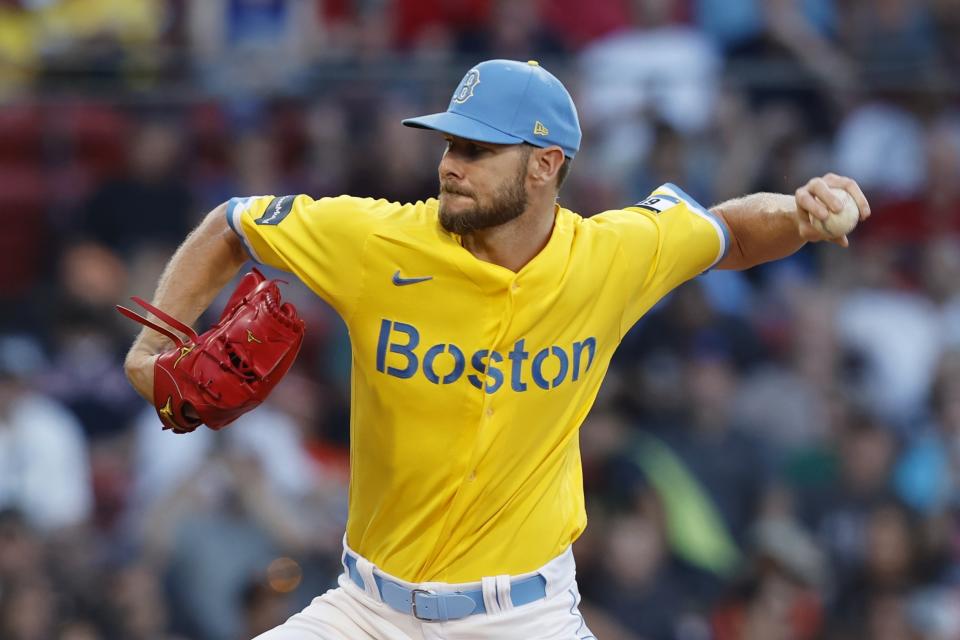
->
xmin=117 ymin=268 xmax=305 ymax=434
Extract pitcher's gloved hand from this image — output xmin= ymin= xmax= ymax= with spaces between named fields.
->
xmin=117 ymin=268 xmax=305 ymax=433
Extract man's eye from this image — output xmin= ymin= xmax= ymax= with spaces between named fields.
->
xmin=444 ymin=140 xmax=488 ymax=158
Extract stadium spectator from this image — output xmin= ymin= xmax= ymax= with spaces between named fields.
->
xmin=80 ymin=119 xmax=194 ymax=255
xmin=0 ymin=337 xmax=93 ymax=532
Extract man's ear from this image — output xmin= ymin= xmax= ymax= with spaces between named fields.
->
xmin=528 ymin=146 xmax=566 ymax=188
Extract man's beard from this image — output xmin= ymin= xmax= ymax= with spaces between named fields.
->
xmin=438 ymin=166 xmax=529 ymax=235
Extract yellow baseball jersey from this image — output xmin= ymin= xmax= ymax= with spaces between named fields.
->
xmin=225 ymin=184 xmax=728 ymax=582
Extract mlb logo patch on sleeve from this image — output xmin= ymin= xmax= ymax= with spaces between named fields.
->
xmin=632 ymin=195 xmax=678 ymax=214
xmin=255 ymin=195 xmax=297 ymax=225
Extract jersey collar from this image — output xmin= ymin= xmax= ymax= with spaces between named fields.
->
xmin=439 ymin=203 xmax=574 ymax=295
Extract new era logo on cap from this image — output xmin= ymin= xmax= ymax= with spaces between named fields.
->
xmin=401 ymin=59 xmax=582 ymax=159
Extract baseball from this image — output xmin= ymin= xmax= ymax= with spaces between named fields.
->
xmin=811 ymin=187 xmax=860 ymax=238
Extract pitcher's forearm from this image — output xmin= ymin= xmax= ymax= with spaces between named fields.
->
xmin=712 ymin=193 xmax=804 ymax=270
xmin=128 ymin=203 xmax=248 ymax=356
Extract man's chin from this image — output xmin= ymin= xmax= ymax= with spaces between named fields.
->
xmin=439 ymin=197 xmax=473 ymax=221
xmin=439 ymin=211 xmax=473 ymax=234
xmin=438 ymin=202 xmax=483 ymax=234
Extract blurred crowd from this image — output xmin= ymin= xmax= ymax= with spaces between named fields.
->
xmin=1 ymin=0 xmax=960 ymax=639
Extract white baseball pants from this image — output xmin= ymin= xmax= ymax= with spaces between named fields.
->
xmin=254 ymin=543 xmax=596 ymax=639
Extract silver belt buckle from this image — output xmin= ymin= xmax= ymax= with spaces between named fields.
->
xmin=411 ymin=588 xmax=436 ymax=621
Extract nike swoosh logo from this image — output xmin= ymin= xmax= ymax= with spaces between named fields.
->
xmin=392 ymin=271 xmax=433 ymax=286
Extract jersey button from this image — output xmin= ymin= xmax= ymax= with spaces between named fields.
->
xmin=467 ymin=470 xmax=477 ymax=481
xmin=511 ymin=282 xmax=520 ymax=292
xmin=486 ymin=407 xmax=494 ymax=417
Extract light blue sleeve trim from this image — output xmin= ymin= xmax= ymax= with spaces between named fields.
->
xmin=658 ymin=182 xmax=731 ymax=268
xmin=225 ymin=197 xmax=264 ymax=264
xmin=225 ymin=197 xmax=238 ymax=231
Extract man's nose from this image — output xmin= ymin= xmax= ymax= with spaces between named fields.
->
xmin=439 ymin=149 xmax=464 ymax=181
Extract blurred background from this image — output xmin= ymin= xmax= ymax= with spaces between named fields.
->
xmin=0 ymin=0 xmax=959 ymax=638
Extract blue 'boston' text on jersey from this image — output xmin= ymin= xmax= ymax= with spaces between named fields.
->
xmin=375 ymin=319 xmax=596 ymax=393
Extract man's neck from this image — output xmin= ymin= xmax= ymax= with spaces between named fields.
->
xmin=460 ymin=201 xmax=557 ymax=273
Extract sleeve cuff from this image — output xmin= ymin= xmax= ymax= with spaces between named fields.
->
xmin=656 ymin=183 xmax=730 ymax=269
xmin=225 ymin=197 xmax=264 ymax=264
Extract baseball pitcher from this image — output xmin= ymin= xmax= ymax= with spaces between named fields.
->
xmin=123 ymin=59 xmax=870 ymax=639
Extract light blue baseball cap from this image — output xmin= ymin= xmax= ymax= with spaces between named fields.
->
xmin=403 ymin=59 xmax=582 ymax=159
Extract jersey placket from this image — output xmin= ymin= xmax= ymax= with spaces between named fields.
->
xmin=469 ymin=275 xmax=518 ymax=482
xmin=415 ymin=270 xmax=514 ymax=578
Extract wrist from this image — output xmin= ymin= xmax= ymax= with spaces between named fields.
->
xmin=131 ymin=330 xmax=173 ymax=355
xmin=123 ymin=350 xmax=157 ymax=403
